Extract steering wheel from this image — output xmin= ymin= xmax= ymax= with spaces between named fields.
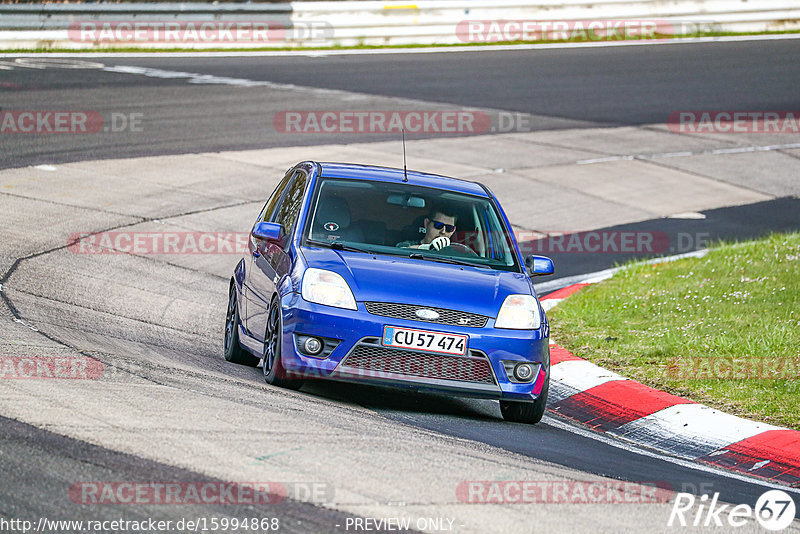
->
xmin=447 ymin=242 xmax=479 ymax=256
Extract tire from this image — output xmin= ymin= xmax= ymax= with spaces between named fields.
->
xmin=224 ymin=283 xmax=260 ymax=367
xmin=263 ymin=297 xmax=304 ymax=390
xmin=500 ymin=376 xmax=549 ymax=425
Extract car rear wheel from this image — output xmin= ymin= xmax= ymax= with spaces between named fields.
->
xmin=223 ymin=284 xmax=260 ymax=367
xmin=499 ymin=376 xmax=549 ymax=425
xmin=263 ymin=297 xmax=304 ymax=390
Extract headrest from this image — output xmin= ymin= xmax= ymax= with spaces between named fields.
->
xmin=314 ymin=195 xmax=351 ymax=230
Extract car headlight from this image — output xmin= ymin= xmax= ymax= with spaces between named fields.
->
xmin=301 ymin=268 xmax=357 ymax=310
xmin=495 ymin=294 xmax=541 ymax=330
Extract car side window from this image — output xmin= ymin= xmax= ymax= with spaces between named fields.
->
xmin=257 ymin=169 xmax=295 ymax=223
xmin=272 ymin=170 xmax=308 ymax=237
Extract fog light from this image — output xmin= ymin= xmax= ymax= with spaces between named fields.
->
xmin=514 ymin=363 xmax=534 ymax=381
xmin=304 ymin=337 xmax=323 ymax=355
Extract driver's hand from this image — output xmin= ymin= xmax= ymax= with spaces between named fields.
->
xmin=429 ymin=236 xmax=450 ymax=251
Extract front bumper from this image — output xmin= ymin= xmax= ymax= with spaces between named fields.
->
xmin=279 ymin=293 xmax=549 ymax=402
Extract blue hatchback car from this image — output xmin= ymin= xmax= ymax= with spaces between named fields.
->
xmin=224 ymin=161 xmax=555 ymax=424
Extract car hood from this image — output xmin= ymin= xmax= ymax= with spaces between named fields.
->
xmin=301 ymin=246 xmax=533 ymax=318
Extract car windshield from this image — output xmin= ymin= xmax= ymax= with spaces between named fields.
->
xmin=303 ymin=177 xmax=521 ymax=272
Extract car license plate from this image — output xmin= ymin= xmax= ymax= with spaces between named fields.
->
xmin=382 ymin=326 xmax=468 ymax=356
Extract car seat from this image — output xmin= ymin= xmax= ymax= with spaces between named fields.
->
xmin=311 ymin=195 xmax=364 ymax=243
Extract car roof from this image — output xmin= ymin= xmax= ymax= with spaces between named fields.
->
xmin=316 ymin=162 xmax=489 ymax=197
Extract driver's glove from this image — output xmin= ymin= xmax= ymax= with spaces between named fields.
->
xmin=429 ymin=236 xmax=450 ymax=251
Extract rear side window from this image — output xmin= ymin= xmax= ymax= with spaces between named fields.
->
xmin=257 ymin=169 xmax=295 ymax=223
xmin=273 ymin=171 xmax=308 ymax=237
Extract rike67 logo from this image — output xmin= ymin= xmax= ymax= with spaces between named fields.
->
xmin=669 ymin=489 xmax=796 ymax=531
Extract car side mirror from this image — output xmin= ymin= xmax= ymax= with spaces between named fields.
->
xmin=252 ymin=221 xmax=284 ymax=243
xmin=526 ymin=255 xmax=554 ymax=276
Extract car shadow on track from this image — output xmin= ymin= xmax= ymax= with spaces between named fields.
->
xmin=298 ymin=379 xmax=503 ymax=422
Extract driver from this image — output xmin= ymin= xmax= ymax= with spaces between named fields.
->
xmin=397 ymin=205 xmax=457 ymax=250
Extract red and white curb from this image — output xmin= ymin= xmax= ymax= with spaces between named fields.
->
xmin=540 ymin=276 xmax=800 ymax=488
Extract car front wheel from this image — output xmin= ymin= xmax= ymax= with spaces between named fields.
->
xmin=500 ymin=376 xmax=549 ymax=424
xmin=263 ymin=297 xmax=304 ymax=390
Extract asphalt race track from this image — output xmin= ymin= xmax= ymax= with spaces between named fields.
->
xmin=2 ymin=39 xmax=800 ymax=169
xmin=1 ymin=40 xmax=799 ymax=533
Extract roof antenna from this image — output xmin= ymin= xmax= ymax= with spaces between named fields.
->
xmin=401 ymin=128 xmax=408 ymax=182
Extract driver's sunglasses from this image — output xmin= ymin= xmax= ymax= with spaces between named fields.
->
xmin=431 ymin=221 xmax=456 ymax=232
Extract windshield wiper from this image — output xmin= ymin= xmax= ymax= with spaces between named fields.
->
xmin=306 ymin=239 xmax=372 ymax=254
xmin=408 ymin=252 xmax=481 ymax=268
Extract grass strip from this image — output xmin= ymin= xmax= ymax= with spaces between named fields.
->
xmin=2 ymin=29 xmax=800 ymax=54
xmin=549 ymin=232 xmax=800 ymax=430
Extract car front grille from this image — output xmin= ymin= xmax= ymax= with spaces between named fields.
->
xmin=364 ymin=301 xmax=489 ymax=328
xmin=337 ymin=341 xmax=496 ymax=385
